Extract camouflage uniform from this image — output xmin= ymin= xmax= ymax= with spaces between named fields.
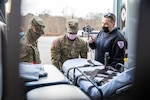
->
xmin=20 ymin=16 xmax=45 ymax=64
xmin=51 ymin=19 xmax=88 ymax=69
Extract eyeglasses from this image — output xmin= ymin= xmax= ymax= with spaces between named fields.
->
xmin=103 ymin=13 xmax=116 ymax=22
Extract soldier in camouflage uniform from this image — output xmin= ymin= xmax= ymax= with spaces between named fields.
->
xmin=51 ymin=19 xmax=88 ymax=70
xmin=20 ymin=16 xmax=45 ymax=64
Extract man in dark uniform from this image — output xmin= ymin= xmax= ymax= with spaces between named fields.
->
xmin=89 ymin=13 xmax=127 ymax=68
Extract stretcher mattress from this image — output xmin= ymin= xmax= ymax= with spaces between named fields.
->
xmin=62 ymin=58 xmax=134 ymax=100
xmin=25 ymin=64 xmax=69 ymax=90
xmin=27 ymin=84 xmax=91 ymax=100
xmin=62 ymin=58 xmax=104 ymax=80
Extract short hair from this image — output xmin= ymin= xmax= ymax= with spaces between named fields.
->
xmin=103 ymin=13 xmax=116 ymax=22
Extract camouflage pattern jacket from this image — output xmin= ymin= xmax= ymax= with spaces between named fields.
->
xmin=51 ymin=34 xmax=88 ymax=69
xmin=20 ymin=29 xmax=41 ymax=64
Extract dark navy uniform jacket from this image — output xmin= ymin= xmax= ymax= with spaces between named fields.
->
xmin=89 ymin=27 xmax=127 ymax=67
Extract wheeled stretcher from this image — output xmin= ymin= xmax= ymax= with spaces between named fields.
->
xmin=62 ymin=58 xmax=134 ymax=100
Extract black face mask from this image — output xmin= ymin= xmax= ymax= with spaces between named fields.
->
xmin=102 ymin=27 xmax=109 ymax=33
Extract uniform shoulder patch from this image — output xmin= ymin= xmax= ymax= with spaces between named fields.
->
xmin=117 ymin=41 xmax=124 ymax=49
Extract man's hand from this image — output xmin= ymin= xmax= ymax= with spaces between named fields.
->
xmin=89 ymin=35 xmax=95 ymax=43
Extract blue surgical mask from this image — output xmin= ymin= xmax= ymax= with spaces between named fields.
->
xmin=19 ymin=32 xmax=24 ymax=37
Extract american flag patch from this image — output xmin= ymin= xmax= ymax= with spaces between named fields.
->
xmin=117 ymin=41 xmax=124 ymax=49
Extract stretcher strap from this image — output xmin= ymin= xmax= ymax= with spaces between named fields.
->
xmin=66 ymin=64 xmax=91 ymax=79
xmin=67 ymin=67 xmax=76 ymax=79
xmin=74 ymin=74 xmax=84 ymax=85
xmin=87 ymin=59 xmax=102 ymax=66
xmin=74 ymin=68 xmax=106 ymax=85
xmin=105 ymin=66 xmax=118 ymax=72
xmin=96 ymin=72 xmax=117 ymax=86
xmin=73 ymin=67 xmax=104 ymax=99
xmin=86 ymin=73 xmax=117 ymax=99
xmin=79 ymin=70 xmax=117 ymax=86
xmin=83 ymin=66 xmax=118 ymax=80
xmin=84 ymin=69 xmax=106 ymax=79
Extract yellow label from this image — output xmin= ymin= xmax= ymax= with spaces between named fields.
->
xmin=124 ymin=58 xmax=128 ymax=62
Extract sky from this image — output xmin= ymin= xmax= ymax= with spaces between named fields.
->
xmin=21 ymin=0 xmax=114 ymax=18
